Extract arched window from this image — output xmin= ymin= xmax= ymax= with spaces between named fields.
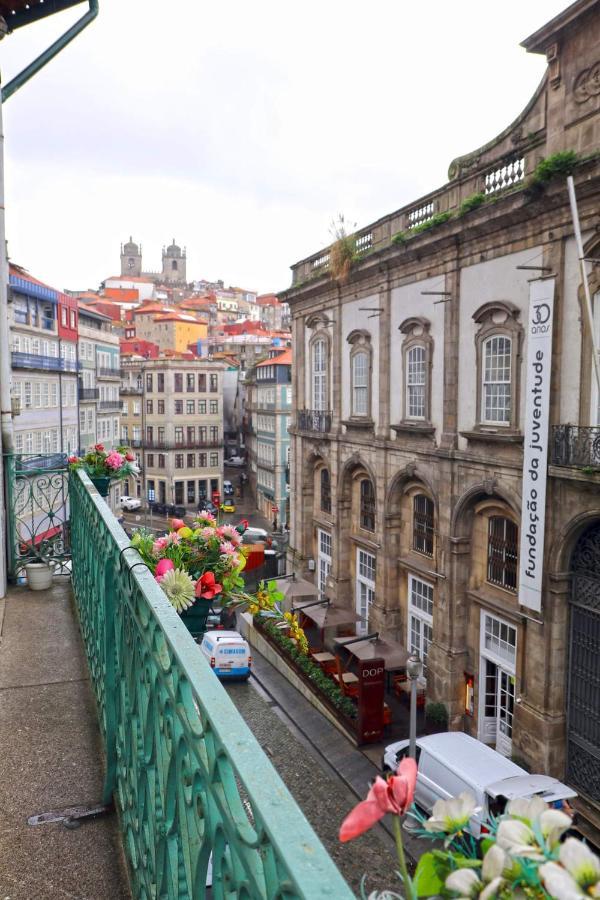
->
xmin=312 ymin=338 xmax=328 ymax=411
xmin=406 ymin=346 xmax=426 ymax=419
xmin=320 ymin=468 xmax=331 ymax=513
xmin=360 ymin=478 xmax=375 ymax=531
xmin=413 ymin=494 xmax=434 ymax=556
xmin=482 ymin=336 xmax=512 ymax=425
xmin=171 ymin=260 xmax=178 ymax=271
xmin=352 ymin=351 xmax=369 ymax=417
xmin=487 ymin=516 xmax=518 ymax=591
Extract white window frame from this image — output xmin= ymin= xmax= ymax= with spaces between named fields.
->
xmin=406 ymin=345 xmax=426 ymax=420
xmin=481 ymin=335 xmax=512 ymax=425
xmin=351 ymin=350 xmax=369 ymax=417
xmin=317 ymin=529 xmax=332 ymax=600
xmin=407 ymin=575 xmax=433 ymax=679
xmin=356 ymin=548 xmax=376 ymax=635
xmin=312 ymin=338 xmax=327 ymax=412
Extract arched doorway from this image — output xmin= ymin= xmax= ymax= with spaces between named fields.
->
xmin=567 ymin=522 xmax=600 ymax=802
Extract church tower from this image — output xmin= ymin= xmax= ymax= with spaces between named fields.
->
xmin=120 ymin=237 xmax=142 ymax=277
xmin=161 ymin=239 xmax=187 ymax=284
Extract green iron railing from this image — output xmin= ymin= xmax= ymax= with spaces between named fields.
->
xmin=69 ymin=469 xmax=352 ymax=899
xmin=5 ymin=453 xmax=71 ymax=579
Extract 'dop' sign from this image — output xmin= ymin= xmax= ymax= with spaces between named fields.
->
xmin=357 ymin=658 xmax=385 ymax=744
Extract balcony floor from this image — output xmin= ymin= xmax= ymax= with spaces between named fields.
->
xmin=0 ymin=580 xmax=130 ymax=899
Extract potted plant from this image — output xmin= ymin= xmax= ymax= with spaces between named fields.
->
xmin=131 ymin=514 xmax=301 ymax=642
xmin=68 ymin=444 xmax=140 ymax=497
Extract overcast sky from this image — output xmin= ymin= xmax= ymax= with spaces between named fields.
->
xmin=1 ymin=0 xmax=566 ymax=295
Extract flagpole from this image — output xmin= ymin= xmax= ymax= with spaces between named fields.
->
xmin=567 ymin=175 xmax=600 ymax=396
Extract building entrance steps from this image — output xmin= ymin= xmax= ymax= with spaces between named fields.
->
xmin=0 ymin=581 xmax=130 ymax=900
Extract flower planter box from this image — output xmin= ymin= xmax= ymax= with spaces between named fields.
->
xmin=241 ymin=613 xmax=357 ymax=743
xmin=179 ymin=600 xmax=214 ymax=639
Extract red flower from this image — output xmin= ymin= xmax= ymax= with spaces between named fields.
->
xmin=94 ymin=443 xmax=105 ymax=452
xmin=195 ymin=571 xmax=223 ymax=600
xmin=67 ymin=455 xmax=79 ymax=464
xmin=339 ymin=758 xmax=417 ymax=842
xmin=125 ymin=451 xmax=135 ymax=462
xmin=171 ymin=518 xmax=185 ymax=531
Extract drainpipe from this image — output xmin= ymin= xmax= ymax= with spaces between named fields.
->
xmin=2 ymin=0 xmax=99 ymax=103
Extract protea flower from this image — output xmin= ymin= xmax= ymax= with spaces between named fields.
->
xmin=157 ymin=568 xmax=196 ymax=612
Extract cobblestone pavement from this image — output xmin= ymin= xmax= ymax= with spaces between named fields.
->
xmin=227 ymin=679 xmax=400 ymax=898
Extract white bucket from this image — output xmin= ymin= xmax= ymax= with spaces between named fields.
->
xmin=25 ymin=562 xmax=54 ymax=591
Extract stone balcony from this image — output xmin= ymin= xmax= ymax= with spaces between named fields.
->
xmin=0 ymin=580 xmax=130 ymax=898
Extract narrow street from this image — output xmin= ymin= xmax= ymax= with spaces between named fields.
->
xmin=225 ymin=644 xmax=421 ymax=897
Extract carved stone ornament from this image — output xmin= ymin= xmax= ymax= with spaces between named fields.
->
xmin=546 ymin=43 xmax=561 ymax=90
xmin=305 ymin=312 xmax=332 ymax=329
xmin=574 ymin=61 xmax=600 ymax=104
xmin=404 ymin=462 xmax=417 ymax=479
xmin=483 ymin=477 xmax=497 ymax=496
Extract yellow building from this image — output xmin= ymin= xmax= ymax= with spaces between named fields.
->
xmin=135 ymin=310 xmax=208 ymax=353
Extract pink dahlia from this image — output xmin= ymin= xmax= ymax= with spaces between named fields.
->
xmin=105 ymin=451 xmax=125 ymax=470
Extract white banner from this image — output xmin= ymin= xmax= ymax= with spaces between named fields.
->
xmin=519 ymin=277 xmax=555 ymax=612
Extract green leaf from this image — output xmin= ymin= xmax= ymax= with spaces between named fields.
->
xmin=413 ymin=853 xmax=445 ymax=897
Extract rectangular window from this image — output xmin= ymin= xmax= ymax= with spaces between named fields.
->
xmin=186 ymin=374 xmax=195 ymax=392
xmin=187 ymin=453 xmax=195 ymax=468
xmin=42 ymin=383 xmax=49 ymax=408
xmin=356 ymin=548 xmax=376 ymax=634
xmin=209 ymin=374 xmax=218 ymax=393
xmin=198 ymin=373 xmax=206 ymax=392
xmin=487 ymin=517 xmax=518 ymax=592
xmin=175 ymin=426 xmax=184 ymax=444
xmin=25 ymin=432 xmax=33 ymax=453
xmin=174 ymin=399 xmax=183 ymax=415
xmin=158 ymin=426 xmax=165 ymax=443
xmin=210 ymin=426 xmax=219 ymax=443
xmin=352 ymin=352 xmax=368 ymax=416
xmin=51 ymin=383 xmax=58 ymax=407
xmin=175 ymin=454 xmax=184 ymax=468
xmin=482 ymin=336 xmax=511 ymax=424
xmin=482 ymin=613 xmax=516 ymax=668
xmin=158 ymin=399 xmax=165 ymax=414
xmin=33 ymin=382 xmax=41 ymax=408
xmin=174 ymin=373 xmax=183 ymax=392
xmin=407 ymin=346 xmax=426 ymax=419
xmin=318 ymin=529 xmax=332 ymax=600
xmin=360 ymin=479 xmax=375 ymax=531
xmin=133 ymin=400 xmax=141 ymax=415
xmin=196 ymin=452 xmax=206 ymax=467
xmin=147 ymin=454 xmax=154 ymax=467
xmin=158 ymin=454 xmax=165 ymax=468
xmin=175 ymin=481 xmax=184 ymax=505
xmin=187 ymin=480 xmax=196 ymax=503
xmin=146 ymin=399 xmax=153 ymax=414
xmin=15 ymin=432 xmax=23 ymax=453
xmin=186 ymin=400 xmax=195 ymax=415
xmin=210 ymin=453 xmax=219 ymax=467
xmin=24 ymin=382 xmax=32 ymax=409
xmin=146 ymin=373 xmax=153 ymax=392
xmin=210 ymin=400 xmax=218 ymax=414
xmin=408 ymin=576 xmax=433 ymax=678
xmin=198 ymin=399 xmax=206 ymax=414
xmin=157 ymin=373 xmax=164 ymax=392
xmin=413 ymin=495 xmax=434 ymax=557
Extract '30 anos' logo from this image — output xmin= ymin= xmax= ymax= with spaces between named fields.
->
xmin=531 ymin=302 xmax=551 ymax=334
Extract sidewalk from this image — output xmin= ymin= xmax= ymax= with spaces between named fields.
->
xmin=0 ymin=581 xmax=130 ymax=900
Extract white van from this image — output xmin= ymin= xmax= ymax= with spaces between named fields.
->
xmin=199 ymin=630 xmax=251 ymax=680
xmin=383 ymin=733 xmax=576 ymax=837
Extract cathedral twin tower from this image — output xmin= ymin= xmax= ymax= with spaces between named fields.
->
xmin=120 ymin=237 xmax=187 ymax=284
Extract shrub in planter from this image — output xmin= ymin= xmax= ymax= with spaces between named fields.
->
xmin=425 ymin=701 xmax=449 ymax=728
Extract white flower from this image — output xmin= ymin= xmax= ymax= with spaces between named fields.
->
xmin=497 ymin=799 xmax=571 ymax=859
xmin=157 ymin=568 xmax=196 ymax=612
xmin=496 ymin=818 xmax=544 ymax=860
xmin=540 ymin=838 xmax=600 ymax=899
xmin=424 ymin=792 xmax=477 ymax=835
xmin=507 ymin=796 xmax=548 ymax=823
xmin=445 ymin=867 xmax=481 ymax=897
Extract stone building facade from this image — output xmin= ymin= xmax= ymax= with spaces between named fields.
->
xmin=120 ymin=357 xmax=225 ymax=509
xmin=283 ymin=0 xmax=600 ymax=814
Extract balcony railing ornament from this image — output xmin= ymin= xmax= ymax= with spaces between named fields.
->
xmin=551 ymin=425 xmax=600 ymax=468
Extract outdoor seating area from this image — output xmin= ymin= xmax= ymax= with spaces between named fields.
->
xmin=292 ymin=597 xmax=428 ymax=742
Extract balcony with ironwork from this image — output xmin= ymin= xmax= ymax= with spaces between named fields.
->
xmin=143 ymin=438 xmax=223 ymax=451
xmin=11 ymin=352 xmax=78 ymax=372
xmin=120 ymin=384 xmax=143 ymax=395
xmin=297 ymin=409 xmax=332 ymax=434
xmin=551 ymin=425 xmax=600 ymax=469
xmin=0 ymin=457 xmax=351 ymax=898
xmin=98 ymin=399 xmax=122 ymax=411
xmin=97 ymin=366 xmax=121 ymax=379
xmin=78 ymin=385 xmax=100 ymax=401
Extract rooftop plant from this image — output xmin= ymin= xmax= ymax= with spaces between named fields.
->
xmin=458 ymin=192 xmax=486 ymax=216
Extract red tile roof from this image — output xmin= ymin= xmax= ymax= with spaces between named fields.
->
xmin=256 ymin=293 xmax=280 ymax=306
xmin=257 ymin=348 xmax=292 ymax=367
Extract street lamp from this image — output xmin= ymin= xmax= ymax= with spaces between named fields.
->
xmin=406 ymin=652 xmax=423 ymax=760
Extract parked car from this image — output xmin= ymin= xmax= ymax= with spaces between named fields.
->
xmin=223 ymin=480 xmax=234 ymax=497
xmin=119 ymin=495 xmax=141 ymax=511
xmin=220 ymin=500 xmax=236 ymax=514
xmin=225 ymin=456 xmax=245 ymax=467
xmin=382 ymin=733 xmax=576 ymax=837
xmin=198 ymin=500 xmax=219 ymax=516
xmin=242 ymin=526 xmax=269 ymax=544
xmin=198 ymin=630 xmax=251 ymax=680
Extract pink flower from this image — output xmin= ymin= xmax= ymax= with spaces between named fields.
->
xmin=200 ymin=527 xmax=215 ymax=540
xmin=219 ymin=541 xmax=237 ymax=555
xmin=171 ymin=518 xmax=185 ymax=531
xmin=218 ymin=524 xmax=242 ymax=545
xmin=105 ymin=451 xmax=125 ymax=470
xmin=155 ymin=558 xmax=175 ymax=580
xmin=339 ymin=758 xmax=417 ymax=842
xmin=68 ymin=455 xmax=79 ymax=464
xmin=152 ymin=536 xmax=169 ymax=555
xmin=125 ymin=451 xmax=135 ymax=461
xmin=94 ymin=443 xmax=105 ymax=452
xmin=165 ymin=532 xmax=181 ymax=545
xmin=195 ymin=571 xmax=223 ymax=600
